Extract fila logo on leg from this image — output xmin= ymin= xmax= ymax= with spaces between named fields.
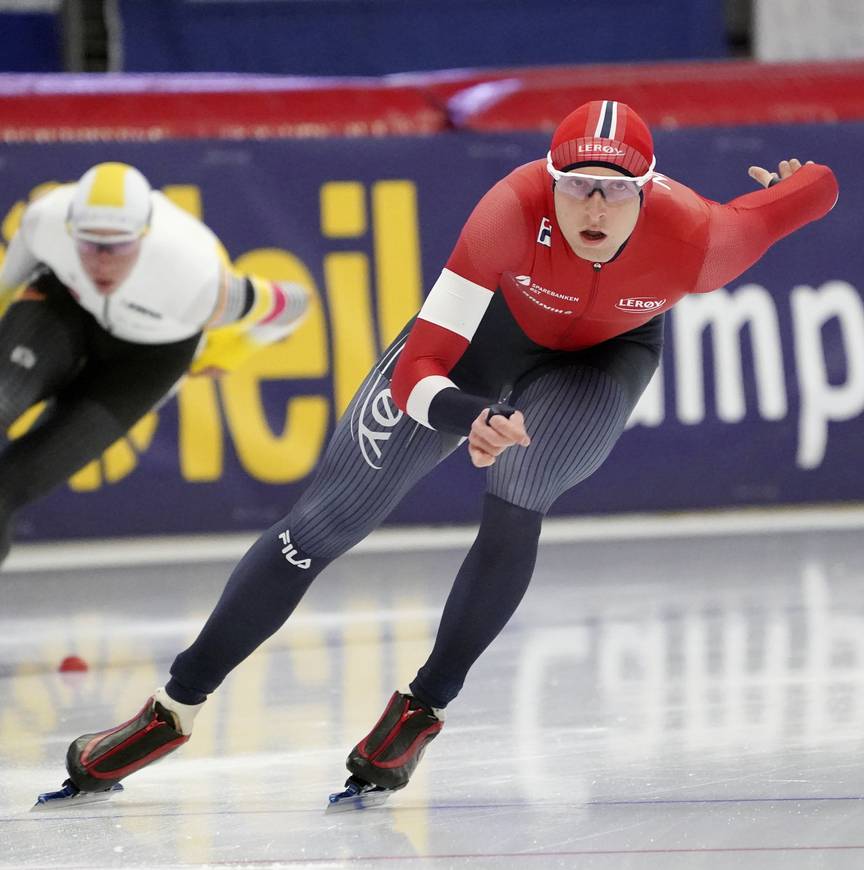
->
xmin=278 ymin=529 xmax=311 ymax=569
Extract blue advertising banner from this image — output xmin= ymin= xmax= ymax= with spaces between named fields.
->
xmin=0 ymin=121 xmax=860 ymax=541
xmin=116 ymin=0 xmax=727 ymax=76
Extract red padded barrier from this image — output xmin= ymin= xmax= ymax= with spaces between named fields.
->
xmin=1 ymin=60 xmax=863 ymax=142
xmin=0 ymin=80 xmax=446 ymax=142
xmin=423 ymin=60 xmax=864 ymax=130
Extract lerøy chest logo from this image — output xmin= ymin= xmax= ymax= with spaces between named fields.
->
xmin=536 ymin=217 xmax=552 ymax=247
xmin=615 ymin=296 xmax=667 ymax=314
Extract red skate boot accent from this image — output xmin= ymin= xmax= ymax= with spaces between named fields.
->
xmin=66 ymin=696 xmax=189 ymax=792
xmin=346 ymin=691 xmax=443 ymax=791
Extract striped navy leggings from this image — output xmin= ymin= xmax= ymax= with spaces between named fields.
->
xmin=169 ymin=323 xmax=662 ymax=709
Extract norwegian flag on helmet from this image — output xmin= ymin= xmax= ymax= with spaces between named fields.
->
xmin=550 ymin=100 xmax=654 ymax=177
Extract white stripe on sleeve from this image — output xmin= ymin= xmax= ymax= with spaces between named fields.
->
xmin=417 ymin=268 xmax=494 ymax=341
xmin=406 ymin=374 xmax=457 ymax=429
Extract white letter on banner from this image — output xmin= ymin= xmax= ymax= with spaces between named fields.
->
xmin=792 ymin=281 xmax=864 ymax=469
xmin=674 ymin=286 xmax=786 ymax=424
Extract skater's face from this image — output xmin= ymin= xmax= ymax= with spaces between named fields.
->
xmin=74 ymin=229 xmax=143 ymax=295
xmin=553 ymin=166 xmax=641 ymax=263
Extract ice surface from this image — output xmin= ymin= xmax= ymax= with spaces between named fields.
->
xmin=2 ymin=524 xmax=864 ymax=868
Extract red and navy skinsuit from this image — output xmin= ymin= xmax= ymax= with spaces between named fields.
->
xmin=167 ymin=158 xmax=839 ymax=715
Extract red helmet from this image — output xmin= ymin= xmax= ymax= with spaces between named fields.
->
xmin=550 ymin=100 xmax=654 ymax=177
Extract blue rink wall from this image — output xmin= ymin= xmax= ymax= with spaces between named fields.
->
xmin=0 ymin=122 xmax=860 ymax=541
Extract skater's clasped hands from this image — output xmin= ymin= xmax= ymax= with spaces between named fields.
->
xmin=748 ymin=158 xmax=813 ymax=189
xmin=468 ymin=408 xmax=531 ymax=468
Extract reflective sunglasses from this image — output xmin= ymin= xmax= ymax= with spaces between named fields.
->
xmin=546 ymin=152 xmax=656 ymax=202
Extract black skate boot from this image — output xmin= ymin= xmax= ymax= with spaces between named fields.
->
xmin=34 ymin=688 xmax=201 ymax=810
xmin=327 ymin=690 xmax=444 ymax=811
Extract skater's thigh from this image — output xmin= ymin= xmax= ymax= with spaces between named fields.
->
xmin=289 ymin=359 xmax=460 ymax=558
xmin=0 ymin=277 xmax=88 ymax=429
xmin=69 ymin=332 xmax=200 ymax=430
xmin=487 ymin=339 xmax=660 ymax=513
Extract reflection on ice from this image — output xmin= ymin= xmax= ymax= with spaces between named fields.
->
xmin=3 ymin=525 xmax=864 ymax=867
xmin=513 ymin=547 xmax=864 ymax=808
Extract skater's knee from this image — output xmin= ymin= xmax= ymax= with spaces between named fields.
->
xmin=0 ymin=462 xmax=26 ymax=514
xmin=286 ymin=506 xmax=371 ymax=561
xmin=477 ymin=494 xmax=543 ymax=549
xmin=0 ymin=385 xmax=35 ymax=433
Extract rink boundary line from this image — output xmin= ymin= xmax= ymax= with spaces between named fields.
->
xmin=9 ymin=794 xmax=864 ymax=825
xmin=6 ymin=502 xmax=864 ymax=572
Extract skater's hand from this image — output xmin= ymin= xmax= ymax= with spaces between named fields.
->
xmin=468 ymin=408 xmax=530 ymax=468
xmin=748 ymin=158 xmax=813 ymax=189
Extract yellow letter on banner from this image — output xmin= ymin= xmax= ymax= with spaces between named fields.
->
xmin=325 ymin=252 xmax=377 ymax=417
xmin=219 ymin=249 xmax=329 ymax=484
xmin=319 ymin=181 xmax=377 ymax=416
xmin=320 ymin=181 xmax=366 ymax=238
xmin=372 ymin=181 xmax=424 ymax=347
xmin=178 ymin=377 xmax=223 ymax=482
xmin=162 ymin=185 xmax=203 ymax=219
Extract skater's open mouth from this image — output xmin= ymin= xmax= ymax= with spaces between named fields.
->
xmin=580 ymin=230 xmax=607 ymax=243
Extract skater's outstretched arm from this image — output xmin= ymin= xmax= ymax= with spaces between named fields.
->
xmin=692 ymin=158 xmax=838 ymax=294
xmin=190 ymin=273 xmax=309 ymax=376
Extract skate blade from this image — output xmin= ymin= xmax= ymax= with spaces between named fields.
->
xmin=31 ymin=779 xmax=124 ymax=811
xmin=326 ymin=777 xmax=395 ymax=813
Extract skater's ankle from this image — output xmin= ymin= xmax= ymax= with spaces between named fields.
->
xmin=164 ymin=677 xmax=207 ymax=707
xmin=155 ymin=686 xmax=205 ymax=735
xmin=401 ymin=685 xmax=445 ymax=721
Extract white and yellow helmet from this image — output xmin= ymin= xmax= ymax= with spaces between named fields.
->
xmin=68 ymin=162 xmax=152 ymax=242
